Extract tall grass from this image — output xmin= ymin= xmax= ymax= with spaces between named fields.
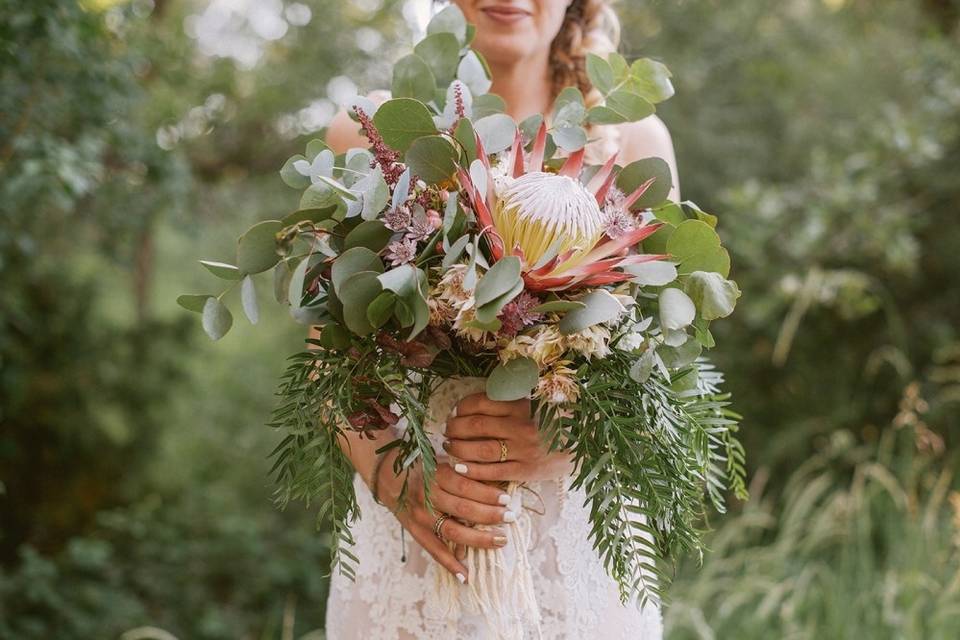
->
xmin=667 ymin=385 xmax=960 ymax=640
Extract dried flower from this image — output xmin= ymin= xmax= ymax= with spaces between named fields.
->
xmin=564 ymin=325 xmax=612 ymax=361
xmin=535 ymin=362 xmax=581 ymax=405
xmin=384 ymin=204 xmax=412 ymax=232
xmin=498 ymin=291 xmax=543 ymax=337
xmin=435 ymin=264 xmax=471 ymax=309
xmin=500 ymin=325 xmax=565 ymax=367
xmin=385 ymin=238 xmax=417 ymax=266
xmin=354 ymin=106 xmax=404 ymax=185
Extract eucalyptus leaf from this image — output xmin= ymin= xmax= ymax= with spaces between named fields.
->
xmin=559 ymin=289 xmax=625 ymax=334
xmin=659 ymin=287 xmax=696 ymax=331
xmin=531 ymin=300 xmax=587 ymax=314
xmin=340 ymin=271 xmax=383 ymax=335
xmin=414 ymin=33 xmax=460 ymax=86
xmin=288 ymin=257 xmax=310 ymax=311
xmin=453 ymin=118 xmax=478 ymax=163
xmin=475 ymin=256 xmax=521 ymax=306
xmin=332 ymin=246 xmax=384 ymax=295
xmin=406 ymin=135 xmax=459 ymax=185
xmin=629 ymin=58 xmax=675 ymax=104
xmin=605 ymin=89 xmax=656 ymax=121
xmin=201 ymin=297 xmax=233 ymax=341
xmin=372 ymin=99 xmax=438 ymax=152
xmin=392 ymin=54 xmax=435 ymax=103
xmin=366 ymin=291 xmax=397 ymax=329
xmin=616 ymin=157 xmax=673 ymax=210
xmin=552 ymin=125 xmax=587 ymax=152
xmin=586 ymin=53 xmax=615 ymax=94
xmin=177 ymin=294 xmax=212 ymax=313
xmin=658 ymin=339 xmax=702 ymax=369
xmin=279 ymin=155 xmax=310 ymax=189
xmin=442 ymin=234 xmax=470 ymax=268
xmin=199 ymin=260 xmax=243 ymax=280
xmin=474 ymin=113 xmax=517 ymax=155
xmin=427 ymin=4 xmax=468 ymax=45
xmin=471 ymin=93 xmax=506 ymax=119
xmin=624 ymin=260 xmax=678 ymax=287
xmin=237 ymin=220 xmax=283 ymax=274
xmin=665 ymin=220 xmax=731 ymax=277
xmin=344 ymin=220 xmax=393 ymax=252
xmin=683 ymin=270 xmax=741 ymax=320
xmin=457 ymin=50 xmax=492 ymax=96
xmin=240 ymin=275 xmax=259 ymax=325
xmin=486 ymin=357 xmax=539 ymax=401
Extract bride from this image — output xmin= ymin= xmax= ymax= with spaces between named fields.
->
xmin=323 ymin=1 xmax=679 ymax=638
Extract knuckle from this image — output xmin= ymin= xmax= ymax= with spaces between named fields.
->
xmin=469 ymin=415 xmax=484 ymax=432
xmin=481 ymin=441 xmax=498 ymax=461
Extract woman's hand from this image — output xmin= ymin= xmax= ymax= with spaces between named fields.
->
xmin=441 ymin=393 xmax=574 ymax=483
xmin=376 ymin=452 xmax=516 ymax=583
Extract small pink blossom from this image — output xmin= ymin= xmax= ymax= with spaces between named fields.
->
xmin=385 ymin=238 xmax=417 ymax=266
xmin=383 ymin=205 xmax=412 ymax=232
xmin=498 ymin=291 xmax=544 ymax=337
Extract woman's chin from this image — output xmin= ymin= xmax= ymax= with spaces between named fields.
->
xmin=475 ymin=36 xmax=541 ymax=65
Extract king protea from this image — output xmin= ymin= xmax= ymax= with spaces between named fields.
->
xmin=457 ymin=122 xmax=666 ymax=291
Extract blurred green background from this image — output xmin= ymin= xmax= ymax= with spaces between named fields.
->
xmin=1 ymin=0 xmax=959 ymax=638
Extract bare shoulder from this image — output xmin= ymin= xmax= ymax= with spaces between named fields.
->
xmin=324 ymin=90 xmax=391 ymax=155
xmin=616 ymin=115 xmax=680 ymax=199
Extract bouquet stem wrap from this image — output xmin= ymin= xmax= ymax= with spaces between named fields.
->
xmin=428 ymin=377 xmax=543 ymax=639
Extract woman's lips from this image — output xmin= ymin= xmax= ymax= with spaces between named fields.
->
xmin=480 ymin=6 xmax=532 ymax=25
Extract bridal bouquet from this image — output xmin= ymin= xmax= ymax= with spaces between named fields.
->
xmin=179 ymin=5 xmax=746 ymax=612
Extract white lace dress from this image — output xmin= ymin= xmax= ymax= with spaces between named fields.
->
xmin=325 ymin=377 xmax=663 ymax=639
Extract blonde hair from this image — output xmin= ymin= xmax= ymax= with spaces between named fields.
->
xmin=549 ymin=0 xmax=621 ymax=108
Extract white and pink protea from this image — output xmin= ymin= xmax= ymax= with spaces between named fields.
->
xmin=458 ymin=122 xmax=666 ymax=291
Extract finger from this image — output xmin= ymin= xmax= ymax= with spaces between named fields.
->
xmin=455 ymin=393 xmax=530 ymax=419
xmin=444 ymin=414 xmax=533 ymax=441
xmin=455 ymin=543 xmax=466 ymax=561
xmin=451 ymin=460 xmax=526 ymax=483
xmin=436 ymin=464 xmax=511 ymax=506
xmin=406 ymin=522 xmax=468 ymax=583
xmin=443 ymin=437 xmax=525 ymax=464
xmin=440 ymin=517 xmax=509 ymax=550
xmin=433 ymin=487 xmax=515 ymax=526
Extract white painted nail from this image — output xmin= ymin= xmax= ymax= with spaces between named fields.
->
xmin=502 ymin=510 xmax=517 ymax=523
xmin=498 ymin=494 xmax=511 ymax=506
xmin=450 ymin=406 xmax=458 ymax=418
xmin=456 ymin=572 xmax=467 ymax=584
xmin=454 ymin=463 xmax=468 ymax=474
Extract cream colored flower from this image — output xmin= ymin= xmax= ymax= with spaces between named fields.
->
xmin=452 ymin=300 xmax=487 ymax=343
xmin=535 ymin=362 xmax=581 ymax=405
xmin=564 ymin=324 xmax=612 ymax=361
xmin=428 ymin=296 xmax=457 ymax=327
xmin=499 ymin=324 xmax=566 ymax=367
xmin=435 ymin=263 xmax=471 ymax=309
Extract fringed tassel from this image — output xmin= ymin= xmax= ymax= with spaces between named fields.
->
xmin=433 ymin=481 xmax=543 ymax=640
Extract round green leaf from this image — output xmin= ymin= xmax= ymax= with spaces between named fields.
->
xmin=616 ymin=158 xmax=673 ymax=210
xmin=471 ymin=93 xmax=506 ymax=119
xmin=474 ymin=113 xmax=517 ymax=155
xmin=340 ymin=271 xmax=383 ymax=335
xmin=366 ymin=291 xmax=397 ymax=329
xmin=279 ymin=154 xmax=310 ymax=189
xmin=457 ymin=50 xmax=492 ymax=96
xmin=237 ymin=220 xmax=283 ymax=274
xmin=624 ymin=261 xmax=678 ymax=287
xmin=559 ymin=290 xmax=625 ymax=334
xmin=586 ymin=53 xmax=615 ymax=95
xmin=319 ymin=323 xmax=351 ymax=350
xmin=453 ymin=118 xmax=478 ymax=164
xmin=344 ymin=220 xmax=393 ymax=252
xmin=201 ymin=297 xmax=233 ymax=341
xmin=659 ymin=339 xmax=702 ymax=369
xmin=372 ymin=98 xmax=438 ymax=152
xmin=392 ymin=54 xmax=436 ymax=103
xmin=414 ymin=33 xmax=460 ymax=86
xmin=605 ymin=89 xmax=656 ymax=122
xmin=475 ymin=256 xmax=522 ymax=306
xmin=199 ymin=260 xmax=243 ymax=280
xmin=427 ymin=4 xmax=467 ymax=43
xmin=629 ymin=58 xmax=675 ymax=104
xmin=406 ymin=135 xmax=459 ymax=185
xmin=552 ymin=125 xmax=587 ymax=152
xmin=683 ymin=271 xmax=741 ymax=320
xmin=665 ymin=220 xmax=731 ymax=277
xmin=332 ymin=246 xmax=384 ymax=295
xmin=659 ymin=287 xmax=696 ymax=331
xmin=486 ymin=357 xmax=539 ymax=401
xmin=586 ymin=105 xmax=628 ymax=125
xmin=177 ymin=294 xmax=212 ymax=313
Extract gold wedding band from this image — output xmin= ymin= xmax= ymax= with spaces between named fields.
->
xmin=498 ymin=439 xmax=508 ymax=463
xmin=433 ymin=513 xmax=451 ymax=542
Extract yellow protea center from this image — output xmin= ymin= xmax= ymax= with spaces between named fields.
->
xmin=493 ymin=172 xmax=604 ymax=271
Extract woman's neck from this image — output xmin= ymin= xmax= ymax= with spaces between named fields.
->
xmin=488 ymin=52 xmax=554 ymax=123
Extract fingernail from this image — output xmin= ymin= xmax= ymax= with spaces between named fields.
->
xmin=493 ymin=535 xmax=508 ymax=547
xmin=498 ymin=494 xmax=510 ymax=506
xmin=456 ymin=572 xmax=467 ymax=584
xmin=442 ymin=440 xmax=450 ymax=450
xmin=502 ymin=510 xmax=517 ymax=523
xmin=454 ymin=463 xmax=468 ymax=474
xmin=450 ymin=406 xmax=458 ymax=418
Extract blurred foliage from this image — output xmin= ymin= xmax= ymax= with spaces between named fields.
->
xmin=1 ymin=0 xmax=959 ymax=638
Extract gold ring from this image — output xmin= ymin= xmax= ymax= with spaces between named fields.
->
xmin=498 ymin=439 xmax=508 ymax=463
xmin=433 ymin=513 xmax=451 ymax=542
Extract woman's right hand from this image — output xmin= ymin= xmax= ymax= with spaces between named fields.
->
xmin=375 ymin=453 xmax=515 ymax=583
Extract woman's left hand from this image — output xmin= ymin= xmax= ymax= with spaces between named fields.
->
xmin=442 ymin=393 xmax=573 ymax=483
